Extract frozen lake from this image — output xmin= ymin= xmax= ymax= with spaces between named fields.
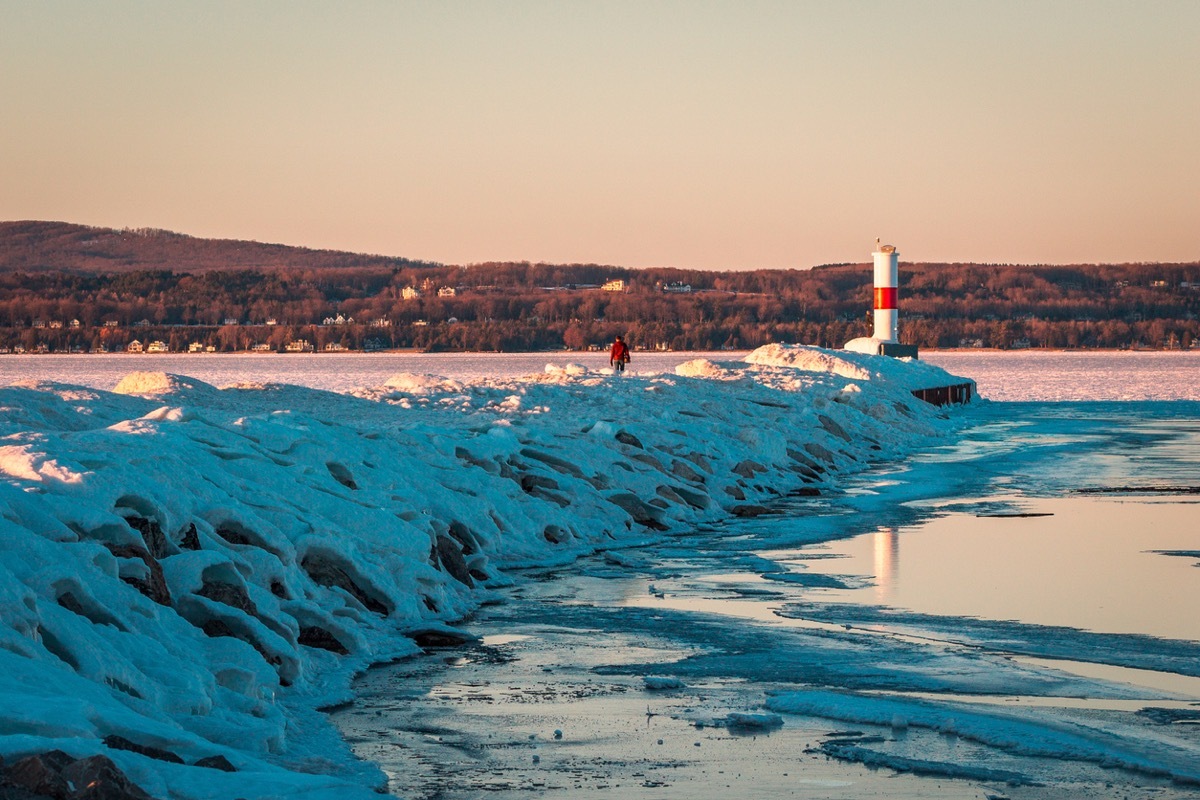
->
xmin=4 ymin=349 xmax=1198 ymax=796
xmin=3 ymin=348 xmax=1199 ymax=401
xmin=334 ymin=398 xmax=1200 ymax=799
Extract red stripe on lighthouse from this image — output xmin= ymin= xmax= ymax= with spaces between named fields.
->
xmin=874 ymin=287 xmax=897 ymax=310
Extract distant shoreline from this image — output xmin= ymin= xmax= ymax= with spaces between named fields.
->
xmin=1 ymin=346 xmax=1195 ymax=356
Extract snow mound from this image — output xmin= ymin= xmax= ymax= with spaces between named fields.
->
xmin=745 ymin=344 xmax=975 ymax=393
xmin=644 ymin=675 xmax=686 ymax=691
xmin=0 ymin=444 xmax=87 ymax=483
xmin=544 ymin=363 xmax=588 ymax=376
xmin=745 ymin=344 xmax=874 ymax=380
xmin=113 ymin=372 xmax=216 ymax=397
xmin=674 ymin=359 xmax=738 ymax=380
xmin=382 ymin=373 xmax=464 ymax=394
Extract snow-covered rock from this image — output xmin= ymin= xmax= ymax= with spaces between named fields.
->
xmin=0 ymin=345 xmax=972 ymax=799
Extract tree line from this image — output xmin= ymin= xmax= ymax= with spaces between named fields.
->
xmin=2 ymin=258 xmax=1199 ymax=352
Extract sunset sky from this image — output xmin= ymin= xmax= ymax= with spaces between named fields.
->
xmin=2 ymin=1 xmax=1198 ymax=270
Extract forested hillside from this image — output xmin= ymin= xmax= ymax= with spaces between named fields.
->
xmin=2 ymin=221 xmax=1198 ymax=352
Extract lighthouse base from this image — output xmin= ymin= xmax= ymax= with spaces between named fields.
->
xmin=843 ymin=337 xmax=919 ymax=359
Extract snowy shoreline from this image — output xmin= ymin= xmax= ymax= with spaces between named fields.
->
xmin=0 ymin=345 xmax=972 ymax=799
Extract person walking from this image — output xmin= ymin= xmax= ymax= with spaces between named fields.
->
xmin=609 ymin=335 xmax=631 ymax=373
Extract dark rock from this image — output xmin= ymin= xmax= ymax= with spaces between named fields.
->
xmin=4 ymin=751 xmax=73 ymax=798
xmin=519 ymin=473 xmax=559 ymax=493
xmin=528 ymin=487 xmax=572 ymax=507
xmin=629 ymin=452 xmax=665 ymax=471
xmin=435 ymin=536 xmax=474 ymax=587
xmin=298 ymin=626 xmax=349 ymax=655
xmin=606 ymin=493 xmax=667 ymax=531
xmin=124 ymin=516 xmax=171 ymax=560
xmin=803 ymin=442 xmax=837 ymax=465
xmin=197 ymin=581 xmax=255 ymax=615
xmin=731 ymin=504 xmax=774 ymax=518
xmin=615 ymin=431 xmax=644 ymax=449
xmin=454 ymin=446 xmax=500 ymax=474
xmin=196 ymin=619 xmax=283 ymax=678
xmin=447 ymin=521 xmax=478 ymax=555
xmin=790 ymin=487 xmax=821 ymax=497
xmin=269 ymin=580 xmax=289 ymax=599
xmin=61 ymin=754 xmax=153 ymax=800
xmin=670 ymin=459 xmax=705 ymax=483
xmin=410 ymin=628 xmax=474 ymax=648
xmin=731 ymin=460 xmax=767 ymax=479
xmin=683 ymin=451 xmax=713 ymax=474
xmin=301 ymin=553 xmax=389 ymax=616
xmin=178 ymin=523 xmax=200 ymax=551
xmin=103 ymin=544 xmax=171 ymax=607
xmin=201 ymin=619 xmax=235 ymax=639
xmin=791 ymin=465 xmax=821 ymax=481
xmin=325 ymin=462 xmax=358 ymax=490
xmin=192 ymin=755 xmax=237 ymax=773
xmin=654 ymin=485 xmax=686 ymax=507
xmin=787 ymin=448 xmax=825 ymax=473
xmin=817 ymin=414 xmax=852 ymax=442
xmin=101 ymin=736 xmax=183 ymax=765
xmin=213 ymin=526 xmax=252 ymax=547
xmin=669 ymin=484 xmax=709 ymax=510
xmin=519 ymin=448 xmax=585 ymax=478
xmin=723 ymin=485 xmax=746 ymax=501
xmin=56 ymin=591 xmax=87 ymax=617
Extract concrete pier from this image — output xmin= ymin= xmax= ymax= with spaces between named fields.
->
xmin=912 ymin=382 xmax=974 ymax=406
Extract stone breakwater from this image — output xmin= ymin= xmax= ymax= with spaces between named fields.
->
xmin=0 ymin=345 xmax=971 ymax=799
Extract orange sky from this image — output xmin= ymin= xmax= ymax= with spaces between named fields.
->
xmin=2 ymin=1 xmax=1197 ymax=269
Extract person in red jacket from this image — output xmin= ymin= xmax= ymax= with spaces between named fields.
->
xmin=609 ymin=335 xmax=631 ymax=373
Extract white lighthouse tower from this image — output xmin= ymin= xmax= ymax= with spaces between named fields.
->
xmin=844 ymin=240 xmax=918 ymax=358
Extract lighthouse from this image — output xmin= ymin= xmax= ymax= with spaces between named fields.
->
xmin=872 ymin=243 xmax=899 ymax=342
xmin=844 ymin=241 xmax=919 ymax=358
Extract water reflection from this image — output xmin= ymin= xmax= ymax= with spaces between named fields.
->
xmin=805 ymin=496 xmax=1200 ymax=642
xmin=873 ymin=527 xmax=900 ymax=603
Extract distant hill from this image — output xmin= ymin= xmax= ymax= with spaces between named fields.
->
xmin=2 ymin=220 xmax=1198 ymax=351
xmin=0 ymin=220 xmax=436 ymax=273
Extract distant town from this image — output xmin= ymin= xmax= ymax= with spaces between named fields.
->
xmin=2 ymin=222 xmax=1198 ymax=353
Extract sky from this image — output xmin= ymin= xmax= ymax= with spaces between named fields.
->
xmin=2 ymin=1 xmax=1198 ymax=270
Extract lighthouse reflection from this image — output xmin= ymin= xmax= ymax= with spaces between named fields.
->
xmin=873 ymin=527 xmax=900 ymax=602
